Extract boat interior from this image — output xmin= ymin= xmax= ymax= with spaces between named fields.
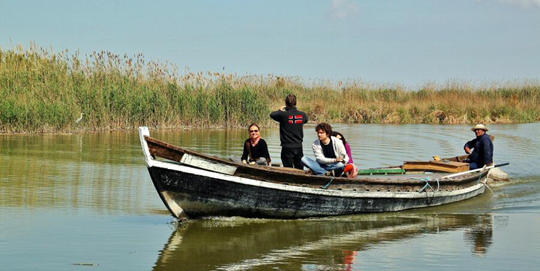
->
xmin=143 ymin=135 xmax=484 ymax=192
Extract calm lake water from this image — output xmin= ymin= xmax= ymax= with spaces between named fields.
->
xmin=1 ymin=123 xmax=539 ymax=271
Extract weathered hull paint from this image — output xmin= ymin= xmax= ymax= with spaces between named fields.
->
xmin=148 ymin=165 xmax=486 ymax=219
xmin=138 ymin=127 xmax=488 ymax=219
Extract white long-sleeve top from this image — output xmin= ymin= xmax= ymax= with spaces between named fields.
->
xmin=312 ymin=136 xmax=350 ymax=165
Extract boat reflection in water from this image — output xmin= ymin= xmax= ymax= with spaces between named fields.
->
xmin=152 ymin=214 xmax=493 ymax=271
xmin=464 ymin=215 xmax=494 ymax=256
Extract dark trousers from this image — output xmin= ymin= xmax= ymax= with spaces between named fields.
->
xmin=281 ymin=147 xmax=304 ymax=169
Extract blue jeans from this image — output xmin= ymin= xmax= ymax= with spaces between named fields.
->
xmin=301 ymin=157 xmax=345 ymax=176
xmin=469 ymin=162 xmax=478 ymax=170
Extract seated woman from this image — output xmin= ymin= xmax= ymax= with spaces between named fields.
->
xmin=332 ymin=131 xmax=358 ymax=178
xmin=332 ymin=132 xmax=354 ymax=164
xmin=241 ymin=123 xmax=271 ymax=165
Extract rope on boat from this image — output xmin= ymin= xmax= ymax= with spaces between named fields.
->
xmin=321 ymin=177 xmax=334 ymax=189
xmin=418 ymin=177 xmax=440 ymax=194
xmin=477 ymin=166 xmax=486 ymax=183
xmin=480 ymin=167 xmax=494 ymax=194
xmin=417 ymin=164 xmax=497 ymax=195
xmin=482 ymin=181 xmax=494 ymax=194
xmin=419 ymin=177 xmax=432 ymax=193
xmin=475 ymin=164 xmax=493 ymax=183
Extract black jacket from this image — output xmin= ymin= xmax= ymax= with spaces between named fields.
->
xmin=241 ymin=138 xmax=271 ymax=163
xmin=464 ymin=133 xmax=494 ymax=167
xmin=270 ymin=107 xmax=308 ymax=148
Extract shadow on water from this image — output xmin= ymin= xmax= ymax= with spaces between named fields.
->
xmin=152 ymin=214 xmax=494 ymax=271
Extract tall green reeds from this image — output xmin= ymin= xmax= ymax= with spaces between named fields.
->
xmin=1 ymin=43 xmax=539 ymax=133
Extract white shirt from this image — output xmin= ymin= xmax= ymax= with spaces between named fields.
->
xmin=312 ymin=136 xmax=349 ymax=165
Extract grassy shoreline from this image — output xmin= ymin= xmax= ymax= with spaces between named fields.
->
xmin=1 ymin=44 xmax=539 ymax=134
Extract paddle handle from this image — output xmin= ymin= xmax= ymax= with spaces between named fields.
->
xmin=442 ymin=162 xmax=509 ymax=179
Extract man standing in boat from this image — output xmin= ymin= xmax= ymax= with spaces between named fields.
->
xmin=302 ymin=122 xmax=349 ymax=176
xmin=464 ymin=124 xmax=494 ymax=170
xmin=270 ymin=94 xmax=308 ymax=169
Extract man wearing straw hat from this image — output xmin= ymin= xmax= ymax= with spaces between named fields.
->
xmin=464 ymin=124 xmax=494 ymax=170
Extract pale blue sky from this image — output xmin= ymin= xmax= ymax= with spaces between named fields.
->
xmin=2 ymin=0 xmax=539 ymax=86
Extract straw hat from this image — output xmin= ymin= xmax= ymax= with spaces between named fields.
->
xmin=471 ymin=124 xmax=489 ymax=131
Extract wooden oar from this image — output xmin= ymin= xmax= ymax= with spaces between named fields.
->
xmin=441 ymin=162 xmax=509 ymax=179
xmin=269 ymin=166 xmax=306 ymax=174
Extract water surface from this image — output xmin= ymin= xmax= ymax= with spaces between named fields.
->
xmin=1 ymin=123 xmax=539 ymax=270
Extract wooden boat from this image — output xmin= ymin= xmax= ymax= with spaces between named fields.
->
xmin=139 ymin=127 xmax=505 ymax=219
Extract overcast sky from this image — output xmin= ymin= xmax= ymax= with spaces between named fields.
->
xmin=1 ymin=0 xmax=539 ymax=87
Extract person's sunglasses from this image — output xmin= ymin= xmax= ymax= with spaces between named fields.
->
xmin=250 ymin=130 xmax=259 ymax=133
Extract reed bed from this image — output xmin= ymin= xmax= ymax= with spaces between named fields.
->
xmin=1 ymin=44 xmax=539 ymax=133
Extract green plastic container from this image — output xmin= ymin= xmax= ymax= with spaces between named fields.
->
xmin=357 ymin=168 xmax=406 ymax=175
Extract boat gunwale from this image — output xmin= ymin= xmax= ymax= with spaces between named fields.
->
xmin=143 ymin=135 xmax=487 ymax=187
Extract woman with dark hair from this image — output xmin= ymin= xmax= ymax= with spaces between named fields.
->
xmin=332 ymin=131 xmax=354 ymax=164
xmin=240 ymin=123 xmax=271 ymax=165
xmin=332 ymin=131 xmax=358 ymax=178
